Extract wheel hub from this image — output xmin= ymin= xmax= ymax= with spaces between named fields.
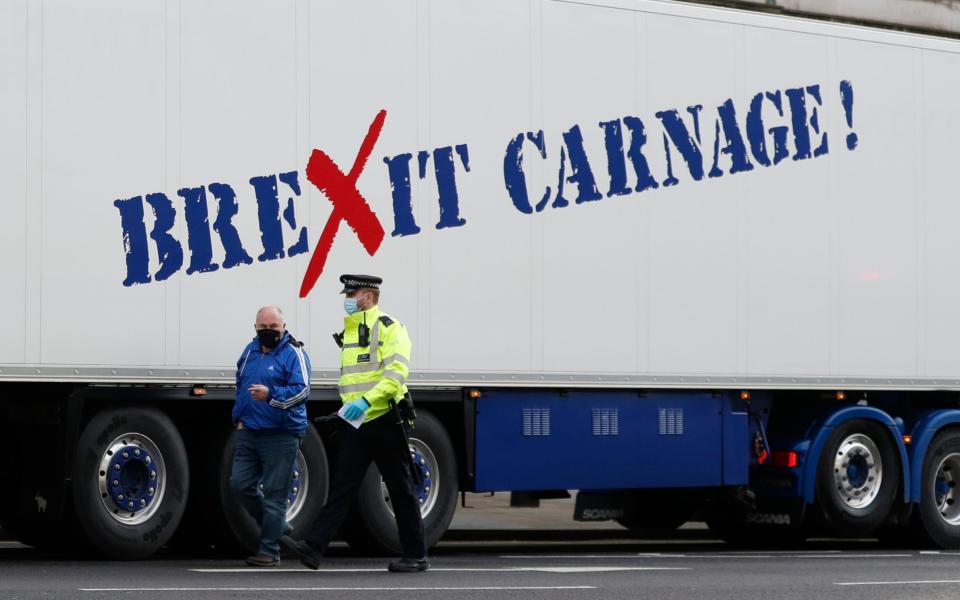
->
xmin=255 ymin=450 xmax=309 ymax=521
xmin=381 ymin=437 xmax=439 ymax=518
xmin=832 ymin=433 xmax=883 ymax=510
xmin=97 ymin=434 xmax=165 ymax=525
xmin=934 ymin=452 xmax=960 ymax=526
xmin=286 ymin=451 xmax=308 ymax=521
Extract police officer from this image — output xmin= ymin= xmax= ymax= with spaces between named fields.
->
xmin=281 ymin=274 xmax=428 ymax=573
xmin=230 ymin=306 xmax=311 ymax=567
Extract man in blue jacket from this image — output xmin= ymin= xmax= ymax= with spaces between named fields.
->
xmin=230 ymin=305 xmax=311 ymax=567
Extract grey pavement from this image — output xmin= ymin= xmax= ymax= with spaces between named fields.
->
xmin=3 ymin=496 xmax=960 ymax=600
xmin=4 ymin=539 xmax=960 ymax=600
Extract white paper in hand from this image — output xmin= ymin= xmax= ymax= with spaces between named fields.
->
xmin=338 ymin=404 xmax=365 ymax=429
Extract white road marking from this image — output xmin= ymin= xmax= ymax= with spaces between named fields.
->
xmin=500 ymin=554 xmax=659 ymax=559
xmin=501 ymin=553 xmax=910 ymax=559
xmin=836 ymin=580 xmax=960 ymax=586
xmin=676 ymin=554 xmax=911 ymax=559
xmin=80 ymin=586 xmax=598 ymax=592
xmin=191 ymin=566 xmax=688 ymax=574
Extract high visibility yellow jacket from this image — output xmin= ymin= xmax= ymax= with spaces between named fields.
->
xmin=339 ymin=305 xmax=411 ymax=423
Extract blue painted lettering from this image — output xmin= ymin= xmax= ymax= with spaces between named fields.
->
xmin=179 ymin=186 xmax=219 ymax=275
xmin=114 ymin=196 xmax=151 ymax=286
xmin=144 ymin=193 xmax=184 ymax=280
xmin=503 ymin=130 xmax=551 ymax=214
xmin=384 ymin=153 xmax=420 ymax=236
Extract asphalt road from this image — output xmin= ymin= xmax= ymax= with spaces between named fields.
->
xmin=4 ymin=535 xmax=960 ymax=600
xmin=4 ymin=498 xmax=960 ymax=600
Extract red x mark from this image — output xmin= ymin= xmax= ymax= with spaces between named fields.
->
xmin=299 ymin=109 xmax=387 ymax=298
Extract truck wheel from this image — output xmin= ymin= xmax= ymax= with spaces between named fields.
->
xmin=916 ymin=429 xmax=960 ymax=549
xmin=815 ymin=419 xmax=899 ymax=536
xmin=72 ymin=408 xmax=189 ymax=559
xmin=219 ymin=425 xmax=328 ymax=553
xmin=341 ymin=410 xmax=457 ymax=555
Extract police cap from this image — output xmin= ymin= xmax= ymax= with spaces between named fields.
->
xmin=339 ymin=274 xmax=382 ymax=294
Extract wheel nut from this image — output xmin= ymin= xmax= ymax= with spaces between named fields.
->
xmin=145 ymin=457 xmax=152 ymax=465
xmin=150 ymin=471 xmax=157 ymax=479
xmin=114 ymin=464 xmax=121 ymax=471
xmin=122 ymin=452 xmax=129 ymax=459
xmin=135 ymin=449 xmax=141 ymax=457
xmin=292 ymin=487 xmax=299 ymax=493
xmin=112 ymin=480 xmax=119 ymax=486
xmin=140 ymin=499 xmax=146 ymax=507
xmin=117 ymin=494 xmax=124 ymax=501
xmin=294 ymin=471 xmax=300 ymax=479
xmin=148 ymin=487 xmax=155 ymax=495
xmin=128 ymin=501 xmax=134 ymax=509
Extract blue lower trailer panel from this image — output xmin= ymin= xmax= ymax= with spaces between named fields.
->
xmin=474 ymin=389 xmax=748 ymax=492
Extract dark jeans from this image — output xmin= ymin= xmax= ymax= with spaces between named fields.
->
xmin=303 ymin=414 xmax=425 ymax=558
xmin=230 ymin=429 xmax=301 ymax=558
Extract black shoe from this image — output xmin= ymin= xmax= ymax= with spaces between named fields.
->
xmin=279 ymin=535 xmax=321 ymax=570
xmin=245 ymin=553 xmax=279 ymax=567
xmin=388 ymin=557 xmax=430 ymax=572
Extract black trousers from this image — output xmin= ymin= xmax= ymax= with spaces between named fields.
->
xmin=303 ymin=413 xmax=426 ymax=558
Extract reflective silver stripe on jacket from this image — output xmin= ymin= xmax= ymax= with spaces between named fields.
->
xmin=342 ymin=341 xmax=383 ymax=349
xmin=341 ymin=362 xmax=379 ymax=375
xmin=369 ymin=319 xmax=382 ymax=356
xmin=339 ymin=381 xmax=379 ymax=395
xmin=383 ymin=370 xmax=406 ymax=384
xmin=341 ymin=351 xmax=410 ymax=376
xmin=340 ymin=320 xmax=384 ymax=375
xmin=382 ymin=353 xmax=409 ymax=367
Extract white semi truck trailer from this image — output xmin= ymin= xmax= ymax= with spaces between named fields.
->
xmin=3 ymin=0 xmax=960 ymax=558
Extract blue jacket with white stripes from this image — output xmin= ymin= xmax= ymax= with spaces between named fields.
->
xmin=232 ymin=332 xmax=311 ymax=434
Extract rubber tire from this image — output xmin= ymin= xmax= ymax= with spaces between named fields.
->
xmin=72 ymin=408 xmax=189 ymax=559
xmin=815 ymin=419 xmax=899 ymax=537
xmin=341 ymin=410 xmax=457 ymax=556
xmin=164 ymin=423 xmax=233 ymax=553
xmin=219 ymin=424 xmax=329 ymax=554
xmin=916 ymin=429 xmax=960 ymax=549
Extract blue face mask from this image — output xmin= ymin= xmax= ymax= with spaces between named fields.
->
xmin=344 ymin=297 xmax=359 ymax=315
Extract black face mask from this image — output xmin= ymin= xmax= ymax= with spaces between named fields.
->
xmin=257 ymin=328 xmax=282 ymax=349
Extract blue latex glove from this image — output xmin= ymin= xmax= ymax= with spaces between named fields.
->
xmin=342 ymin=397 xmax=370 ymax=421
